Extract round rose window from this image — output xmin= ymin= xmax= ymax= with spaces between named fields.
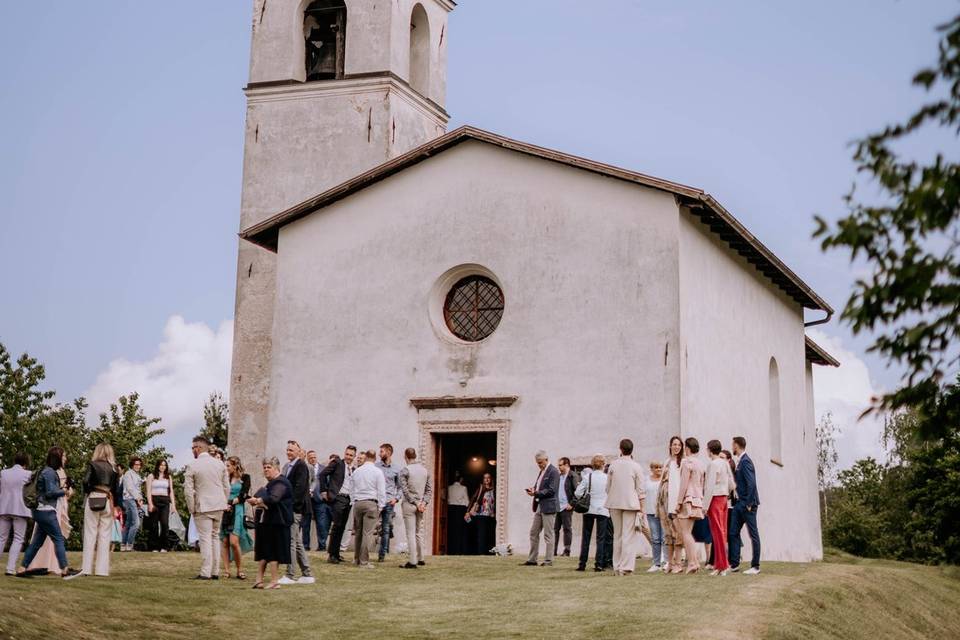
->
xmin=443 ymin=275 xmax=505 ymax=342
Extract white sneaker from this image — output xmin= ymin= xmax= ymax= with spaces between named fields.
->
xmin=743 ymin=567 xmax=761 ymax=575
xmin=646 ymin=565 xmax=661 ymax=573
xmin=297 ymin=576 xmax=316 ymax=584
xmin=278 ymin=576 xmax=298 ymax=585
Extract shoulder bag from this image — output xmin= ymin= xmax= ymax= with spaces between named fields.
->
xmin=571 ymin=474 xmax=591 ymax=514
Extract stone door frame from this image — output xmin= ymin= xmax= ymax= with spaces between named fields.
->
xmin=417 ymin=417 xmax=511 ymax=553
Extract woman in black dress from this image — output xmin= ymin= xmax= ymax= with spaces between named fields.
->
xmin=246 ymin=456 xmax=292 ymax=589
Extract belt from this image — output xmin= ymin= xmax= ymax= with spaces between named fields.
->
xmin=357 ymin=499 xmax=376 ymax=503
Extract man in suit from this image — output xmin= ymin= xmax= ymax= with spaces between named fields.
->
xmin=280 ymin=440 xmax=314 ymax=584
xmin=604 ymin=438 xmax=646 ymax=575
xmin=521 ymin=450 xmax=560 ymax=567
xmin=0 ymin=452 xmax=33 ymax=576
xmin=303 ymin=450 xmax=331 ymax=552
xmin=319 ymin=445 xmax=356 ymax=564
xmin=553 ymin=456 xmax=577 ymax=557
xmin=729 ymin=436 xmax=761 ymax=574
xmin=398 ymin=447 xmax=432 ymax=569
xmin=184 ymin=436 xmax=230 ymax=580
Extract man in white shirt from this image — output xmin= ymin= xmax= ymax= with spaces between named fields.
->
xmin=184 ymin=436 xmax=230 ymax=580
xmin=446 ymin=473 xmax=469 ymax=555
xmin=350 ymin=449 xmax=386 ymax=568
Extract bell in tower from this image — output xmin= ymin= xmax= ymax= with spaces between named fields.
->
xmin=304 ymin=0 xmax=346 ymax=81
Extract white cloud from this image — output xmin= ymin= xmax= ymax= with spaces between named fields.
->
xmin=809 ymin=328 xmax=888 ymax=470
xmin=84 ymin=315 xmax=233 ymax=467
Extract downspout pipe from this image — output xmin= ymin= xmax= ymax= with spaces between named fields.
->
xmin=804 ymin=309 xmax=833 ymax=328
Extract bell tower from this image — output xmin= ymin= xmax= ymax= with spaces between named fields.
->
xmin=229 ymin=0 xmax=454 ymax=464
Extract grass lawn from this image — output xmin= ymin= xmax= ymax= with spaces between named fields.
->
xmin=1 ymin=549 xmax=958 ymax=639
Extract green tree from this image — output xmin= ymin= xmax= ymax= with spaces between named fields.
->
xmin=0 ymin=343 xmax=91 ymax=474
xmin=200 ymin=391 xmax=229 ymax=451
xmin=813 ymin=13 xmax=960 ymax=438
xmin=90 ymin=392 xmax=167 ymax=468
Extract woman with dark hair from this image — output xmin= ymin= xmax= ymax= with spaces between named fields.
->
xmin=657 ymin=435 xmax=684 ymax=573
xmin=467 ymin=472 xmax=496 ymax=555
xmin=220 ymin=456 xmax=253 ymax=579
xmin=675 ymin=437 xmax=706 ymax=574
xmin=145 ymin=458 xmax=177 ymax=552
xmin=17 ymin=446 xmax=80 ymax=579
xmin=120 ymin=457 xmax=144 ymax=551
xmin=247 ymin=456 xmax=292 ymax=589
xmin=27 ymin=448 xmax=73 ymax=575
xmin=704 ymin=440 xmax=736 ymax=575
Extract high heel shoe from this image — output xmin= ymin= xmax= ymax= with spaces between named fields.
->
xmin=685 ymin=565 xmax=700 ymax=575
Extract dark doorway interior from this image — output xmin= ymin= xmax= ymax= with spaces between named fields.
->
xmin=432 ymin=432 xmax=497 ymax=555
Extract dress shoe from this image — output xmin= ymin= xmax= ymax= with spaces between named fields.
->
xmin=520 ymin=561 xmax=538 ymax=566
xmin=575 ymin=566 xmax=585 ymax=572
xmin=539 ymin=562 xmax=553 ymax=567
xmin=593 ymin=567 xmax=604 ymax=572
xmin=417 ymin=561 xmax=425 ymax=566
xmin=400 ymin=563 xmax=418 ymax=569
xmin=193 ymin=575 xmax=211 ymax=580
xmin=327 ymin=556 xmax=342 ymax=564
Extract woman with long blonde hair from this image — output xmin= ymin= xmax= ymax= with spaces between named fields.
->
xmin=220 ymin=456 xmax=253 ymax=579
xmin=79 ymin=443 xmax=121 ymax=577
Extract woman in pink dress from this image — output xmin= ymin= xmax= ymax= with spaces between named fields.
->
xmin=27 ymin=451 xmax=74 ymax=574
xmin=674 ymin=437 xmax=706 ymax=574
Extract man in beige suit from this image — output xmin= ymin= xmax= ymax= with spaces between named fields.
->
xmin=184 ymin=436 xmax=230 ymax=580
xmin=604 ymin=438 xmax=646 ymax=575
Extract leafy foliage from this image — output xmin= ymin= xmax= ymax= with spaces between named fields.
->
xmin=0 ymin=342 xmax=169 ymax=548
xmin=824 ymin=396 xmax=960 ymax=564
xmin=91 ymin=392 xmax=167 ymax=468
xmin=199 ymin=391 xmax=229 ymax=450
xmin=813 ymin=14 xmax=960 ymax=438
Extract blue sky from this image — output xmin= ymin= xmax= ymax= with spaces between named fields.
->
xmin=1 ymin=1 xmax=955 ymax=465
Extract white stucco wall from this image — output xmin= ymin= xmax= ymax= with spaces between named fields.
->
xmin=268 ymin=141 xmax=683 ymax=552
xmin=677 ymin=208 xmax=823 ymax=562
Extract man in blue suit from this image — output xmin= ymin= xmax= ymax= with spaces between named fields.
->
xmin=729 ymin=436 xmax=761 ymax=574
xmin=521 ymin=450 xmax=560 ymax=567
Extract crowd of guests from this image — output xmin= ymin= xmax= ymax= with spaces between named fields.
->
xmin=523 ymin=435 xmax=761 ymax=576
xmin=0 ymin=432 xmax=762 ymax=586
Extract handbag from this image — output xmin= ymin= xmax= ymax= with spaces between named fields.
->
xmin=88 ymin=491 xmax=109 ymax=512
xmin=243 ymin=502 xmax=257 ymax=530
xmin=571 ymin=474 xmax=591 ymax=514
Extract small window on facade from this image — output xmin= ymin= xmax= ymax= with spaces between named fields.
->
xmin=304 ymin=0 xmax=346 ymax=81
xmin=769 ymin=357 xmax=782 ymax=465
xmin=443 ymin=275 xmax=504 ymax=342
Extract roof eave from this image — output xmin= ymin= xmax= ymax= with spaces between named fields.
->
xmin=805 ymin=335 xmax=840 ymax=367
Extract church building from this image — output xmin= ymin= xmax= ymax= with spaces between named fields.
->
xmin=228 ymin=0 xmax=839 ymax=562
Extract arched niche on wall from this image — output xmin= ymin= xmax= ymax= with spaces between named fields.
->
xmin=409 ymin=3 xmax=431 ymax=97
xmin=769 ymin=356 xmax=782 ymax=465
